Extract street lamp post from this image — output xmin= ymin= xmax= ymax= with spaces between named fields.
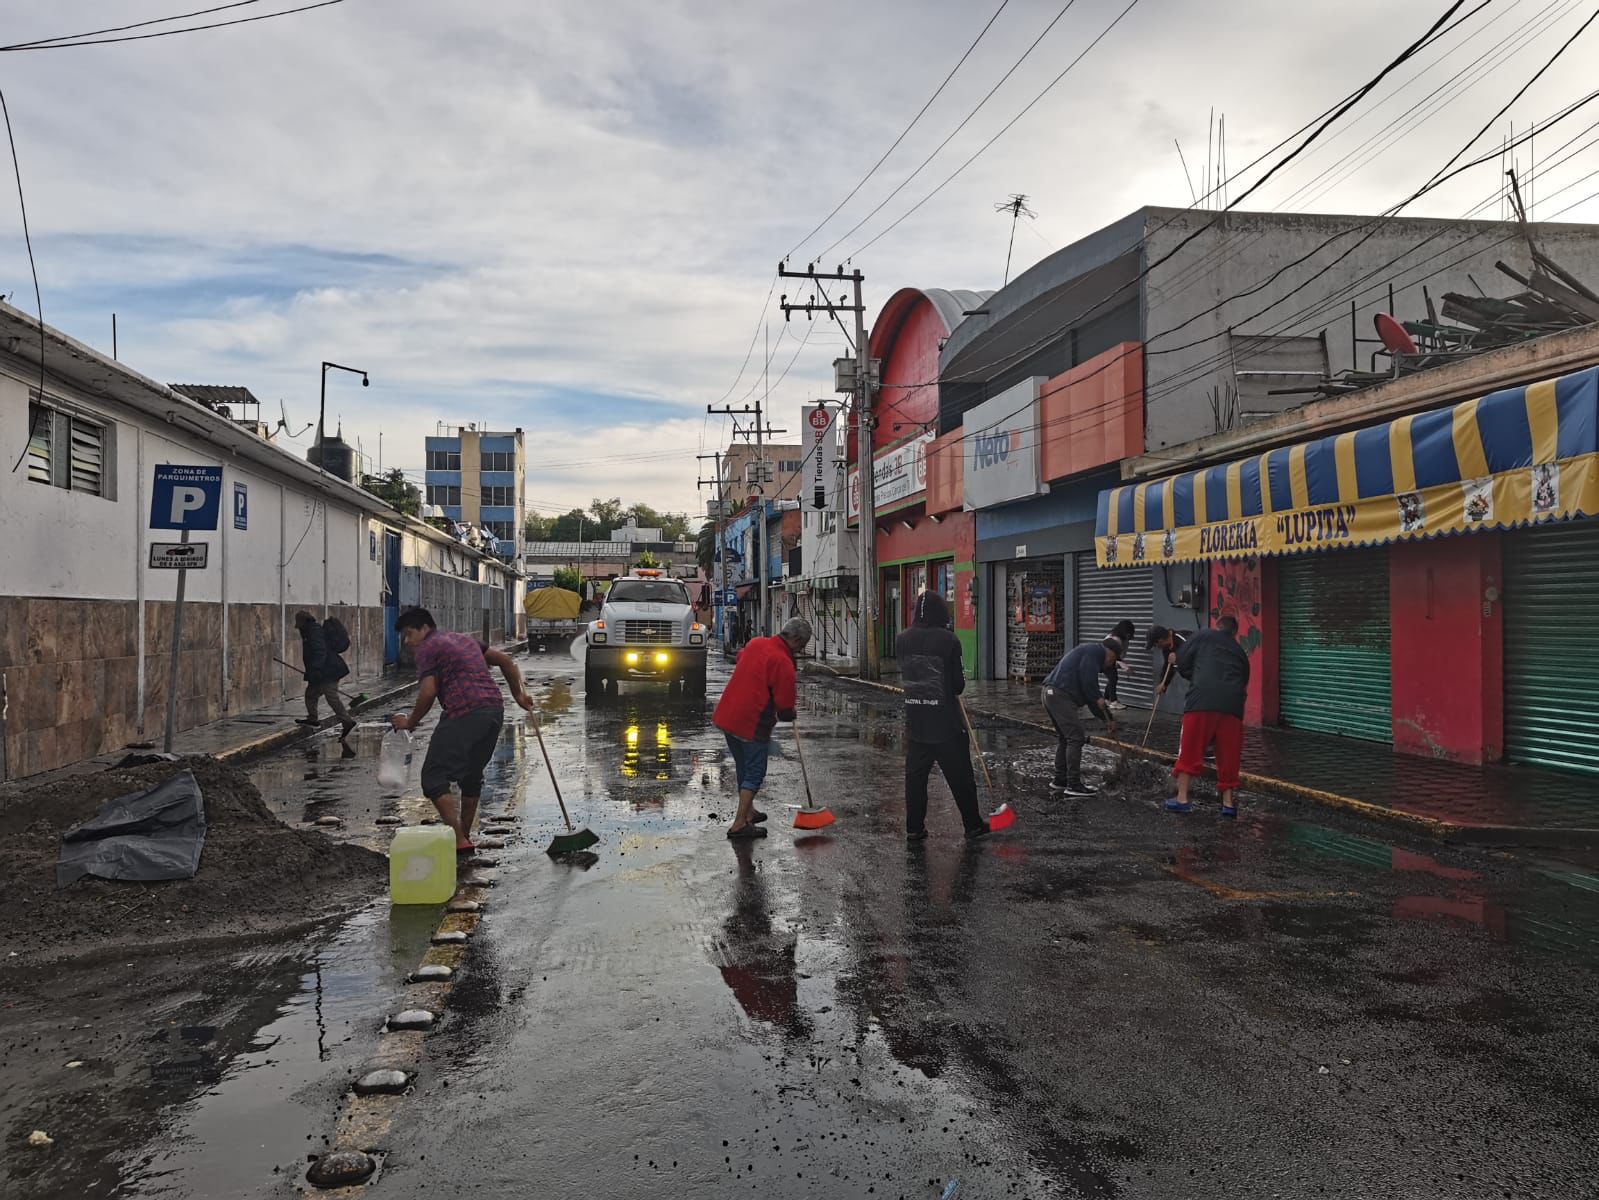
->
xmin=317 ymin=360 xmax=370 ymax=469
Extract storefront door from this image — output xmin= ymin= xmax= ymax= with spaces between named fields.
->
xmin=1503 ymin=520 xmax=1599 ymax=775
xmin=881 ymin=568 xmax=902 ymax=659
xmin=904 ymin=562 xmax=928 ymax=627
xmin=1074 ymin=553 xmax=1156 ymax=708
xmin=1005 ymin=558 xmax=1065 ymax=680
xmin=1278 ymin=549 xmax=1392 ymax=742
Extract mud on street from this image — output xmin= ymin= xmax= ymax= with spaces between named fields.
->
xmin=4 ymin=651 xmax=1599 ymax=1198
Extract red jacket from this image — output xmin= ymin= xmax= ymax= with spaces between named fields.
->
xmin=713 ymin=636 xmax=798 ymax=741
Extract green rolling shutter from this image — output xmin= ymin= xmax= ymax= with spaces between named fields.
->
xmin=1277 ymin=549 xmax=1392 ymax=743
xmin=1503 ymin=521 xmax=1599 ymax=776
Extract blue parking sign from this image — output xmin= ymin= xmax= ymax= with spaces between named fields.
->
xmin=150 ymin=464 xmax=223 ymax=531
xmin=233 ymin=482 xmax=248 ymax=530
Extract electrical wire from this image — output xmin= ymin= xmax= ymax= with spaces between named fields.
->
xmin=784 ymin=0 xmax=1011 ymax=261
xmin=0 ymin=0 xmax=348 ymax=51
xmin=815 ymin=0 xmax=1090 ymax=263
xmin=0 ymin=0 xmax=271 ymax=50
xmin=3 ymin=90 xmax=49 ymax=476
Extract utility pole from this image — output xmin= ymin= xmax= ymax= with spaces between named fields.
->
xmin=696 ymin=451 xmax=730 ymax=651
xmin=779 ymin=261 xmax=877 ymax=679
xmin=707 ymin=402 xmax=762 ymax=647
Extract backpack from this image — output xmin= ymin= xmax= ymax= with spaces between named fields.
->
xmin=323 ymin=616 xmax=351 ymax=655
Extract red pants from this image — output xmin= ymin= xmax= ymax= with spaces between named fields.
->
xmin=1173 ymin=711 xmax=1243 ymax=791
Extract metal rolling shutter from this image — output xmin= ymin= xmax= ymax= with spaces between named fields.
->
xmin=1504 ymin=521 xmax=1599 ymax=776
xmin=1278 ymin=550 xmax=1391 ymax=742
xmin=1074 ymin=554 xmax=1156 ymax=708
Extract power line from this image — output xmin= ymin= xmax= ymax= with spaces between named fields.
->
xmin=783 ymin=0 xmax=1012 ymax=261
xmin=815 ymin=0 xmax=1089 ymax=263
xmin=0 ymin=0 xmax=272 ymax=50
xmin=0 ymin=0 xmax=348 ymax=51
xmin=847 ymin=0 xmax=1143 ymax=259
xmin=3 ymin=89 xmax=48 ymax=476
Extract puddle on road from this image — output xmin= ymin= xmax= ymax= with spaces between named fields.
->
xmin=107 ymin=900 xmax=431 ymax=1199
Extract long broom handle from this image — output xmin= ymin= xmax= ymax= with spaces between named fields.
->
xmin=957 ymin=696 xmax=995 ymax=792
xmin=271 ymin=655 xmax=362 ymax=701
xmin=792 ymin=723 xmax=817 ymax=809
xmin=1141 ymin=660 xmax=1175 ymax=748
xmin=528 ymin=711 xmax=577 ymax=833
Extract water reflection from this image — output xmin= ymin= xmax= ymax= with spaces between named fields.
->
xmin=712 ymin=842 xmax=810 ymax=1042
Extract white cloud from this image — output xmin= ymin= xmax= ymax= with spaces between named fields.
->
xmin=2 ymin=0 xmax=1596 ymax=520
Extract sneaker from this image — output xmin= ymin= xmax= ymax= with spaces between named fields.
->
xmin=964 ymin=822 xmax=991 ymax=841
xmin=1061 ymin=784 xmax=1097 ymax=799
xmin=340 ymin=719 xmax=357 ymax=740
xmin=1219 ymin=805 xmax=1238 ymax=819
xmin=294 ymin=717 xmax=319 ymax=727
xmin=1048 ymin=782 xmax=1069 ymax=796
xmin=905 ymin=828 xmax=928 ymax=843
xmin=1106 ymin=701 xmax=1127 ymax=712
xmin=1164 ymin=799 xmax=1193 ymax=814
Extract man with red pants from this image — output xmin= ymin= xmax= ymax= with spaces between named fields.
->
xmin=1165 ymin=614 xmax=1250 ymax=818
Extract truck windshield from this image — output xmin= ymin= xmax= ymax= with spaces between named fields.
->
xmin=608 ymin=581 xmax=689 ymax=604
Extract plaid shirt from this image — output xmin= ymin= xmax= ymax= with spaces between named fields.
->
xmin=414 ymin=631 xmax=502 ymax=717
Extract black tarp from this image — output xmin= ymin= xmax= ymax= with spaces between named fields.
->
xmin=56 ymin=769 xmax=207 ymax=887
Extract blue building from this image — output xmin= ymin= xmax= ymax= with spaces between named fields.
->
xmin=423 ymin=425 xmax=525 ymax=558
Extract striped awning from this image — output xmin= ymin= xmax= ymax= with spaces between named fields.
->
xmin=1095 ymin=366 xmax=1599 ymax=567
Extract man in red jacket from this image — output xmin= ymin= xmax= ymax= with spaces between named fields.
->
xmin=713 ymin=617 xmax=812 ymax=839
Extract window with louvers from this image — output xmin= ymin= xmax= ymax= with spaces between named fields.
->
xmin=27 ymin=401 xmax=107 ymax=496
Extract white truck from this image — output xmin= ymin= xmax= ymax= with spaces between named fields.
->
xmin=584 ymin=570 xmax=708 ymax=696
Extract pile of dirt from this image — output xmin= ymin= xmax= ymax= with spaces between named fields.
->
xmin=0 ymin=756 xmax=384 ymax=961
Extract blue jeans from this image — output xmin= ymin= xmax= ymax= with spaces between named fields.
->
xmin=724 ymin=732 xmax=771 ymax=794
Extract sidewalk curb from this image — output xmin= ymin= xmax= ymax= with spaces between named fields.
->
xmin=214 ymin=679 xmax=420 ymax=766
xmin=809 ymin=669 xmax=1599 ymax=848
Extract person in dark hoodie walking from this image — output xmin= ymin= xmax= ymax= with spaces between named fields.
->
xmin=896 ymin=591 xmax=988 ymax=843
xmin=1166 ymin=615 xmax=1250 ymax=817
xmin=294 ymin=610 xmax=355 ymax=739
xmin=1041 ymin=637 xmax=1122 ymax=798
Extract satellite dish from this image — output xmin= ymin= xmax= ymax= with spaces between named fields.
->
xmin=1373 ymin=312 xmax=1418 ymax=357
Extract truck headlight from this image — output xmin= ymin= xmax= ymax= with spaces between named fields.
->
xmin=592 ymin=632 xmax=607 ymax=645
xmin=689 ymin=633 xmax=704 ymax=645
xmin=625 ymin=651 xmax=639 ymax=665
xmin=654 ymin=651 xmax=670 ymax=666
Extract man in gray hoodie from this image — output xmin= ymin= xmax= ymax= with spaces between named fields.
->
xmin=896 ymin=591 xmax=988 ymax=842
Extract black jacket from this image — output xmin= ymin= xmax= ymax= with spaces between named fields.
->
xmin=896 ymin=592 xmax=965 ymax=744
xmin=1045 ymin=642 xmax=1108 ymax=708
xmin=299 ymin=622 xmax=350 ymax=686
xmin=1176 ymin=628 xmax=1249 ymax=717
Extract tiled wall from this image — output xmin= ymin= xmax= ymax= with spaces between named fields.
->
xmin=1 ymin=596 xmax=386 ymax=779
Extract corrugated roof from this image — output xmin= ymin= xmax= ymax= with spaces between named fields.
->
xmin=169 ymin=384 xmax=261 ymax=410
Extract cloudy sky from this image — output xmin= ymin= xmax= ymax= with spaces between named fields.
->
xmin=3 ymin=0 xmax=1596 ymax=523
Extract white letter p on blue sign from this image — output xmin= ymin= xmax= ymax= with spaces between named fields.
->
xmin=170 ymin=486 xmax=208 ymax=524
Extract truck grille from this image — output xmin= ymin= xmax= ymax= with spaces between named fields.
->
xmin=620 ymin=620 xmax=676 ymax=645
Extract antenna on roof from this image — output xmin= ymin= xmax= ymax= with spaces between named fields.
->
xmin=994 ymin=194 xmax=1037 ymax=288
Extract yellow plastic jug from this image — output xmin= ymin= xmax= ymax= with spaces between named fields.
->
xmin=389 ymin=826 xmax=456 ymax=905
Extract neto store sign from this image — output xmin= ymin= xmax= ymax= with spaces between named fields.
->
xmin=963 ymin=377 xmax=1046 ymax=511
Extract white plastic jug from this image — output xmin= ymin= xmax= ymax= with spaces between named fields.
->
xmin=377 ymin=727 xmax=413 ymax=790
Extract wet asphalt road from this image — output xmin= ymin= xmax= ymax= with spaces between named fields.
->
xmin=24 ymin=647 xmax=1599 ymax=1199
xmin=364 ymin=650 xmax=1598 ymax=1200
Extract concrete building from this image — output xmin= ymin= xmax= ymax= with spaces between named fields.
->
xmin=938 ymin=206 xmax=1599 ymax=693
xmin=786 ymin=507 xmax=859 ymax=662
xmin=0 ymin=302 xmax=519 ymax=780
xmin=424 ymin=424 xmax=526 ymax=559
xmin=718 ymin=442 xmax=806 ymax=504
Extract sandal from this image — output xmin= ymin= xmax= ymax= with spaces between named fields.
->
xmin=726 ymin=824 xmax=767 ymax=840
xmin=751 ymin=809 xmax=768 ymax=824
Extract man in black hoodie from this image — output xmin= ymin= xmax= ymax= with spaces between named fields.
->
xmin=896 ymin=591 xmax=988 ymax=842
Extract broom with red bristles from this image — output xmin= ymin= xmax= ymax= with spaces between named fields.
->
xmin=790 ymin=724 xmax=836 ymax=830
xmin=960 ymin=697 xmax=1015 ymax=831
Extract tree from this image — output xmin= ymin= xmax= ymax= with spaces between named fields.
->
xmin=548 ymin=508 xmax=589 ymax=542
xmin=523 ymin=512 xmax=555 ymax=542
xmin=697 ymin=521 xmax=717 ymax=575
xmin=588 ymin=497 xmax=625 ymax=537
xmin=362 ymin=468 xmax=420 ymax=516
xmin=552 ymin=565 xmax=582 ymax=592
xmin=635 ymin=550 xmax=661 ymax=569
xmin=625 ymin=502 xmax=691 ymax=542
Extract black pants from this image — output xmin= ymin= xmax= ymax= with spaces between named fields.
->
xmin=1042 ymin=686 xmax=1088 ymax=789
xmin=905 ymin=736 xmax=985 ymax=835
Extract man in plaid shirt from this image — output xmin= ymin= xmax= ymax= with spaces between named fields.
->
xmin=391 ymin=609 xmax=534 ymax=851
